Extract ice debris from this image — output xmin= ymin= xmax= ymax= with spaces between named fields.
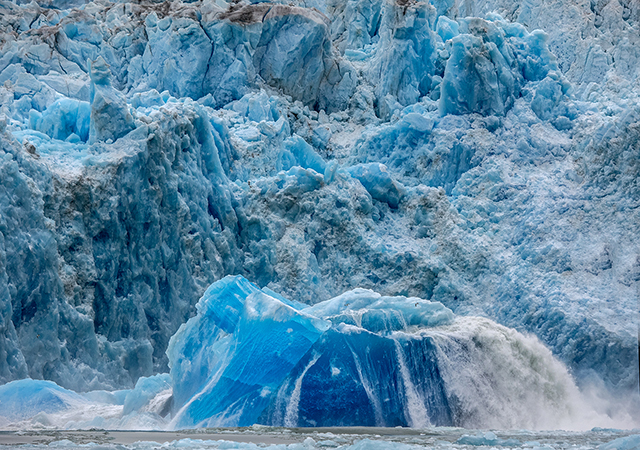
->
xmin=457 ymin=432 xmax=521 ymax=447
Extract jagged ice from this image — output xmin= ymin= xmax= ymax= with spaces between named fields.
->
xmin=0 ymin=0 xmax=638 ymax=431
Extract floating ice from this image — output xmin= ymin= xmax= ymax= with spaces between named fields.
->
xmin=599 ymin=435 xmax=640 ymax=450
xmin=0 ymin=379 xmax=87 ymax=422
xmin=457 ymin=432 xmax=521 ymax=447
xmin=1 ymin=428 xmax=639 ymax=450
xmin=166 ymin=277 xmax=607 ymax=430
xmin=0 ymin=375 xmax=173 ymax=430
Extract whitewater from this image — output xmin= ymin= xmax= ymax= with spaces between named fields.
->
xmin=0 ymin=0 xmax=638 ymax=444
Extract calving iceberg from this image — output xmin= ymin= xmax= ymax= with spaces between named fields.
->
xmin=167 ymin=276 xmax=330 ymax=428
xmin=0 ymin=277 xmax=606 ymax=430
xmin=167 ymin=276 xmax=601 ymax=430
xmin=0 ymin=0 xmax=638 ymax=431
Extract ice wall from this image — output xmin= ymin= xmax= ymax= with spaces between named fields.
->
xmin=0 ymin=0 xmax=638 ymax=427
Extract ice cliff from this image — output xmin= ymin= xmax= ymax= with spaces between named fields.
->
xmin=0 ymin=0 xmax=638 ymax=429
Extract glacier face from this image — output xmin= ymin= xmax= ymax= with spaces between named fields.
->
xmin=0 ymin=0 xmax=638 ymax=428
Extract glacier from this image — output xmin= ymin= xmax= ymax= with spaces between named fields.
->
xmin=0 ymin=0 xmax=639 ymax=432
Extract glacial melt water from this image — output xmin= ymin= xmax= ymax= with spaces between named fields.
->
xmin=0 ymin=0 xmax=638 ymax=436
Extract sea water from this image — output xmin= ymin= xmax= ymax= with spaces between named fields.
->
xmin=1 ymin=427 xmax=639 ymax=450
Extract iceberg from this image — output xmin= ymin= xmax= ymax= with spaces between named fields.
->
xmin=166 ymin=277 xmax=605 ymax=430
xmin=167 ymin=276 xmax=330 ymax=428
xmin=0 ymin=379 xmax=88 ymax=422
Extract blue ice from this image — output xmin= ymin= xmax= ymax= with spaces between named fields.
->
xmin=0 ymin=0 xmax=637 ymax=430
xmin=167 ymin=277 xmax=456 ymax=428
xmin=0 ymin=379 xmax=87 ymax=421
xmin=167 ymin=276 xmax=330 ymax=428
xmin=29 ymin=98 xmax=90 ymax=142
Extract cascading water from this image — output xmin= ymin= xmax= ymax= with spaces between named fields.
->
xmin=423 ymin=317 xmax=601 ymax=430
xmin=284 ymin=353 xmax=322 ymax=427
xmin=393 ymin=338 xmax=431 ymax=428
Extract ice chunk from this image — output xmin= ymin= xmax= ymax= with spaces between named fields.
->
xmin=122 ymin=373 xmax=171 ymax=416
xmin=0 ymin=379 xmax=87 ymax=421
xmin=143 ymin=13 xmax=214 ymax=101
xmin=367 ymin=1 xmax=437 ymax=117
xmin=440 ymin=32 xmax=514 ymax=116
xmin=167 ymin=276 xmax=330 ymax=428
xmin=436 ymin=16 xmax=459 ymax=42
xmin=600 ymin=435 xmax=640 ymax=450
xmin=346 ymin=163 xmax=406 ymax=208
xmin=254 ymin=5 xmax=356 ymax=111
xmin=89 ymin=57 xmax=135 ymax=143
xmin=457 ymin=432 xmax=521 ymax=446
xmin=165 ymin=280 xmax=598 ymax=429
xmin=439 ymin=17 xmax=558 ymax=117
xmin=278 ymin=135 xmax=327 ymax=174
xmin=0 ymin=378 xmax=172 ymax=430
xmin=305 ymin=288 xmax=455 ymax=332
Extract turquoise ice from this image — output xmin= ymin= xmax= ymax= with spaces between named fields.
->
xmin=167 ymin=277 xmax=606 ymax=430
